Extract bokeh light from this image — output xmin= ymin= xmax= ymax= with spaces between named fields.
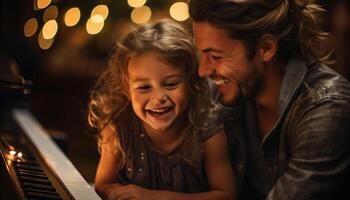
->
xmin=36 ymin=0 xmax=52 ymax=10
xmin=38 ymin=31 xmax=54 ymax=50
xmin=91 ymin=15 xmax=104 ymax=23
xmin=91 ymin=5 xmax=109 ymax=21
xmin=64 ymin=7 xmax=81 ymax=27
xmin=24 ymin=18 xmax=38 ymax=37
xmin=131 ymin=6 xmax=152 ymax=24
xmin=127 ymin=0 xmax=147 ymax=8
xmin=43 ymin=5 xmax=58 ymax=22
xmin=169 ymin=2 xmax=189 ymax=21
xmin=42 ymin=20 xmax=58 ymax=39
xmin=86 ymin=17 xmax=104 ymax=35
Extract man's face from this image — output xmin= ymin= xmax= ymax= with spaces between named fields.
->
xmin=193 ymin=21 xmax=264 ymax=105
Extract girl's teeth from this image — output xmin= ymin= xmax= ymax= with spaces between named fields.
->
xmin=151 ymin=109 xmax=164 ymax=113
xmin=149 ymin=107 xmax=169 ymax=113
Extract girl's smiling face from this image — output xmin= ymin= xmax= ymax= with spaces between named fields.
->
xmin=128 ymin=52 xmax=189 ymax=134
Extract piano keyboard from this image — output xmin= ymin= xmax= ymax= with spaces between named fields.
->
xmin=1 ymin=135 xmax=64 ymax=199
xmin=0 ymin=109 xmax=101 ymax=200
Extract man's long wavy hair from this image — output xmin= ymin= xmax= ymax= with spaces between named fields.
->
xmin=189 ymin=0 xmax=330 ymax=63
xmin=88 ymin=19 xmax=216 ymax=168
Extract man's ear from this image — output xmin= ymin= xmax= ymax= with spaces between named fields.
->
xmin=258 ymin=33 xmax=278 ymax=62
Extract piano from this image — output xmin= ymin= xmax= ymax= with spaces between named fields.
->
xmin=0 ymin=73 xmax=101 ymax=199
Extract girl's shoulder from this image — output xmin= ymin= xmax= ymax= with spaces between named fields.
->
xmin=99 ymin=124 xmax=121 ymax=154
xmin=199 ymin=124 xmax=224 ymax=143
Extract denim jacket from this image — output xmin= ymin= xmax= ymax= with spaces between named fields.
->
xmin=222 ymin=58 xmax=350 ymax=200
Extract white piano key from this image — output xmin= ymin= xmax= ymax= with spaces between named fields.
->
xmin=13 ymin=109 xmax=101 ymax=200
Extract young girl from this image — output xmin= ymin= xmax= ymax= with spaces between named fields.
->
xmin=88 ymin=19 xmax=235 ymax=200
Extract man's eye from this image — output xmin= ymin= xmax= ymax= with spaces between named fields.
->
xmin=210 ymin=55 xmax=222 ymax=60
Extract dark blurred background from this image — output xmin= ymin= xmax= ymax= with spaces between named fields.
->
xmin=0 ymin=0 xmax=349 ymax=184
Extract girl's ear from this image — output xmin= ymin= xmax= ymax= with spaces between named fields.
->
xmin=257 ymin=33 xmax=278 ymax=62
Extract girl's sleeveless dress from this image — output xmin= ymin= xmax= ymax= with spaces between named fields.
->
xmin=117 ymin=127 xmax=219 ymax=193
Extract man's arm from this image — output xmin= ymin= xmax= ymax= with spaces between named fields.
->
xmin=267 ymin=98 xmax=350 ymax=200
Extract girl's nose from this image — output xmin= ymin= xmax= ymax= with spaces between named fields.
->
xmin=152 ymin=89 xmax=168 ymax=103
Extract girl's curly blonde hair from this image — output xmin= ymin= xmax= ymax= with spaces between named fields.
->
xmin=88 ymin=19 xmax=218 ymax=168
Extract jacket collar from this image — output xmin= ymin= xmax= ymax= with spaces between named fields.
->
xmin=260 ymin=58 xmax=309 ymax=146
xmin=278 ymin=58 xmax=308 ymax=116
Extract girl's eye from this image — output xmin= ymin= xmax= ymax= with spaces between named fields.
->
xmin=137 ymin=85 xmax=150 ymax=92
xmin=165 ymin=82 xmax=180 ymax=89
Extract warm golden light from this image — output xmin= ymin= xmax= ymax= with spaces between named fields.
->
xmin=42 ymin=20 xmax=58 ymax=39
xmin=43 ymin=5 xmax=58 ymax=22
xmin=91 ymin=15 xmax=104 ymax=23
xmin=65 ymin=7 xmax=81 ymax=27
xmin=131 ymin=6 xmax=152 ymax=24
xmin=86 ymin=17 xmax=104 ymax=35
xmin=33 ymin=0 xmax=39 ymax=10
xmin=38 ymin=31 xmax=54 ymax=50
xmin=9 ymin=150 xmax=16 ymax=155
xmin=169 ymin=2 xmax=189 ymax=21
xmin=17 ymin=152 xmax=23 ymax=158
xmin=127 ymin=0 xmax=146 ymax=8
xmin=91 ymin=5 xmax=109 ymax=20
xmin=37 ymin=0 xmax=51 ymax=9
xmin=24 ymin=18 xmax=38 ymax=37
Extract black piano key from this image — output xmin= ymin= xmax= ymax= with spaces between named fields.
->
xmin=19 ymin=175 xmax=51 ymax=184
xmin=13 ymin=163 xmax=44 ymax=172
xmin=23 ymin=187 xmax=61 ymax=197
xmin=21 ymin=181 xmax=56 ymax=191
xmin=16 ymin=168 xmax=47 ymax=176
xmin=13 ymin=159 xmax=39 ymax=166
xmin=25 ymin=190 xmax=62 ymax=199
xmin=17 ymin=170 xmax=48 ymax=179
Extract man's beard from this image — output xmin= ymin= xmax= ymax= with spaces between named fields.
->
xmin=222 ymin=63 xmax=263 ymax=105
xmin=239 ymin=72 xmax=263 ymax=99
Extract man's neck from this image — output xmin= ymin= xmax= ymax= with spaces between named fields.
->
xmin=255 ymin=61 xmax=284 ymax=139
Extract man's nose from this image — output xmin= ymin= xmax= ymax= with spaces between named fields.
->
xmin=198 ymin=56 xmax=215 ymax=77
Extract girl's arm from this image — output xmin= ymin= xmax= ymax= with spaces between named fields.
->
xmin=94 ymin=125 xmax=124 ymax=199
xmin=111 ymin=131 xmax=236 ymax=200
xmin=160 ymin=130 xmax=236 ymax=200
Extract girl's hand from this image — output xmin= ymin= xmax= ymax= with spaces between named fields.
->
xmin=109 ymin=184 xmax=161 ymax=200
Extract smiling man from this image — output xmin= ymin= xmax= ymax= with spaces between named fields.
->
xmin=189 ymin=0 xmax=350 ymax=199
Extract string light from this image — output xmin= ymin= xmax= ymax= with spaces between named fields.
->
xmin=38 ymin=31 xmax=54 ymax=50
xmin=86 ymin=17 xmax=104 ymax=35
xmin=131 ymin=6 xmax=152 ymax=24
xmin=127 ymin=0 xmax=147 ymax=8
xmin=36 ymin=0 xmax=52 ymax=10
xmin=91 ymin=5 xmax=109 ymax=21
xmin=43 ymin=5 xmax=58 ymax=22
xmin=24 ymin=18 xmax=38 ymax=37
xmin=65 ymin=7 xmax=81 ymax=27
xmin=42 ymin=20 xmax=58 ymax=39
xmin=169 ymin=2 xmax=189 ymax=21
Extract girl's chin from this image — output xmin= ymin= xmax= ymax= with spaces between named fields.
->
xmin=148 ymin=120 xmax=174 ymax=131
